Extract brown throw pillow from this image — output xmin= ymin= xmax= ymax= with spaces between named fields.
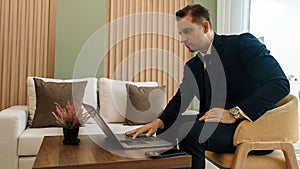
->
xmin=124 ymin=84 xmax=166 ymax=125
xmin=31 ymin=78 xmax=87 ymax=128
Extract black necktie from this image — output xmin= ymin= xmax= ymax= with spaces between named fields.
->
xmin=203 ymin=54 xmax=211 ymax=110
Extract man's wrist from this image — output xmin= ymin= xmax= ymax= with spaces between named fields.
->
xmin=156 ymin=118 xmax=164 ymax=129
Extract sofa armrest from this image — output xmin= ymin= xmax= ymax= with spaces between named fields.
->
xmin=0 ymin=105 xmax=28 ymax=169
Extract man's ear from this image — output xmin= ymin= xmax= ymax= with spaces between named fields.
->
xmin=202 ymin=21 xmax=210 ymax=33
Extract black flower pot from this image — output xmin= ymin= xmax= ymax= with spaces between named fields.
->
xmin=63 ymin=127 xmax=80 ymax=145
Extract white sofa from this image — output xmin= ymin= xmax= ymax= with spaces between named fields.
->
xmin=0 ymin=106 xmax=209 ymax=169
xmin=0 ymin=77 xmax=213 ymax=169
xmin=0 ymin=77 xmax=159 ymax=169
xmin=0 ymin=105 xmax=142 ymax=169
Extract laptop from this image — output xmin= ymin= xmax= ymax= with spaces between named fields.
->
xmin=82 ymin=103 xmax=173 ymax=149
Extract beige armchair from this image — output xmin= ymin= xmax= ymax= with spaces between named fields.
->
xmin=205 ymin=94 xmax=299 ymax=169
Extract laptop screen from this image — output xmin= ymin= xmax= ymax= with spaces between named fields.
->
xmin=82 ymin=103 xmax=120 ymax=142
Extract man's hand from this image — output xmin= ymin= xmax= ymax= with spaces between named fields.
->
xmin=199 ymin=108 xmax=236 ymax=124
xmin=125 ymin=118 xmax=164 ymax=139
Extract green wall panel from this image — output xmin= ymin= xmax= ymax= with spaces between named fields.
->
xmin=55 ymin=0 xmax=106 ymax=79
xmin=194 ymin=0 xmax=217 ymax=31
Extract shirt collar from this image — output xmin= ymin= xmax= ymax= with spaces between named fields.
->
xmin=194 ymin=42 xmax=213 ymax=57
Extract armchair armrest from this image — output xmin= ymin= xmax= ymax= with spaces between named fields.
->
xmin=232 ymin=142 xmax=297 ymax=169
xmin=0 ymin=106 xmax=28 ymax=169
xmin=233 ymin=95 xmax=299 ymax=146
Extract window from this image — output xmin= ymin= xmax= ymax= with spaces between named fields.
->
xmin=250 ymin=0 xmax=300 ymax=96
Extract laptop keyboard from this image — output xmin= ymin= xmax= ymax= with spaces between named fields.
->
xmin=142 ymin=137 xmax=160 ymax=141
xmin=120 ymin=139 xmax=147 ymax=145
xmin=120 ymin=136 xmax=162 ymax=145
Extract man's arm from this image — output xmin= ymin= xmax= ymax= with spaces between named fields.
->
xmin=158 ymin=62 xmax=199 ymax=129
xmin=237 ymin=33 xmax=290 ymax=121
xmin=125 ymin=118 xmax=164 ymax=139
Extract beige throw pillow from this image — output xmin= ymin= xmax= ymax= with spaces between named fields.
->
xmin=124 ymin=84 xmax=166 ymax=125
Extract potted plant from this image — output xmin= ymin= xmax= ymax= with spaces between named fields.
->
xmin=52 ymin=101 xmax=92 ymax=144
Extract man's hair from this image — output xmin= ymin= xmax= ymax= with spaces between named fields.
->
xmin=176 ymin=4 xmax=212 ymax=26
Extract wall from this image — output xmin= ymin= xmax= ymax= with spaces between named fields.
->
xmin=195 ymin=0 xmax=217 ymax=31
xmin=55 ymin=0 xmax=105 ymax=78
xmin=54 ymin=0 xmax=217 ymax=79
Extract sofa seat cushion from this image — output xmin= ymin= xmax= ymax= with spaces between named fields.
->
xmin=18 ymin=123 xmax=141 ymax=156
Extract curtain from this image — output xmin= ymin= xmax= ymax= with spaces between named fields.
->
xmin=217 ymin=0 xmax=251 ymax=34
xmin=105 ymin=0 xmax=192 ymax=101
xmin=0 ymin=0 xmax=56 ymax=110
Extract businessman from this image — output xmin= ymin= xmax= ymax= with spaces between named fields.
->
xmin=126 ymin=4 xmax=289 ymax=169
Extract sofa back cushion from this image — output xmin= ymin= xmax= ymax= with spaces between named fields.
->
xmin=27 ymin=76 xmax=98 ymax=126
xmin=98 ymin=78 xmax=158 ymax=123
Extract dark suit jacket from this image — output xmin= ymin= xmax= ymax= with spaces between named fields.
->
xmin=159 ymin=33 xmax=290 ymax=129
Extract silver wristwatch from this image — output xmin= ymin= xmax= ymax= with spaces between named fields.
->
xmin=229 ymin=107 xmax=240 ymax=119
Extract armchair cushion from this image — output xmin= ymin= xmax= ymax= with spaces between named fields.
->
xmin=206 ymin=95 xmax=299 ymax=169
xmin=233 ymin=94 xmax=299 ymax=146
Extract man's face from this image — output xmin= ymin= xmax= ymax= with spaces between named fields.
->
xmin=177 ymin=14 xmax=210 ymax=53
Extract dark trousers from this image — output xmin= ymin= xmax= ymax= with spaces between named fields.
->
xmin=177 ymin=121 xmax=239 ymax=169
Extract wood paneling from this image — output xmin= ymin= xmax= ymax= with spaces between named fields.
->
xmin=105 ymin=0 xmax=192 ymax=102
xmin=0 ymin=0 xmax=56 ymax=110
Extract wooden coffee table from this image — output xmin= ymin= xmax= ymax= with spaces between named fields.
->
xmin=32 ymin=135 xmax=192 ymax=169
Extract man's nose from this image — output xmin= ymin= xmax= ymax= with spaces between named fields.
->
xmin=180 ymin=35 xmax=187 ymax=43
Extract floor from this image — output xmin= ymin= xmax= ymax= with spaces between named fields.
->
xmin=206 ymin=160 xmax=218 ymax=169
